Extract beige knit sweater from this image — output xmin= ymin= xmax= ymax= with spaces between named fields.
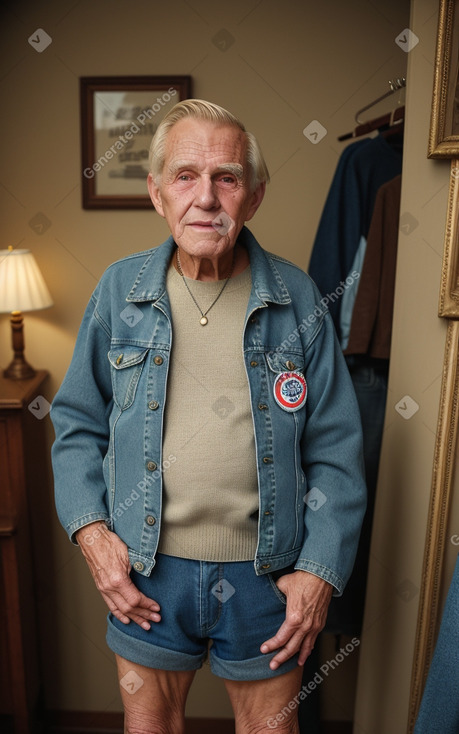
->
xmin=157 ymin=260 xmax=259 ymax=561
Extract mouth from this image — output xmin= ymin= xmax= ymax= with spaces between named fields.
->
xmin=188 ymin=221 xmax=216 ymax=230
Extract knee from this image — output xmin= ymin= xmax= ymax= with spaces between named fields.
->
xmin=239 ymin=715 xmax=298 ymax=734
xmin=125 ymin=720 xmax=183 ymax=734
xmin=272 ymin=722 xmax=298 ymax=734
xmin=124 ymin=705 xmax=184 ymax=734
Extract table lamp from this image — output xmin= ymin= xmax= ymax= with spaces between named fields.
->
xmin=0 ymin=246 xmax=53 ymax=379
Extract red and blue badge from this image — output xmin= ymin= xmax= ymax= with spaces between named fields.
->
xmin=273 ymin=371 xmax=307 ymax=412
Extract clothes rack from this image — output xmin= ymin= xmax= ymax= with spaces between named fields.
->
xmin=338 ymin=77 xmax=406 ymax=141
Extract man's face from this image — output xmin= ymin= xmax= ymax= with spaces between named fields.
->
xmin=147 ymin=118 xmax=265 ymax=261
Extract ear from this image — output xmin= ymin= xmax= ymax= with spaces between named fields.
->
xmin=147 ymin=173 xmax=165 ymax=217
xmin=245 ymin=182 xmax=266 ymax=222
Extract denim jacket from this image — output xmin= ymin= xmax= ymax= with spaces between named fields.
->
xmin=51 ymin=227 xmax=366 ymax=594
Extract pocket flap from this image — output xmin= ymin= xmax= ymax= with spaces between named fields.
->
xmin=265 ymin=351 xmax=305 ymax=374
xmin=108 ymin=346 xmax=149 ymax=370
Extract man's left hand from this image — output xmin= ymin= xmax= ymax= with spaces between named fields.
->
xmin=260 ymin=570 xmax=333 ymax=670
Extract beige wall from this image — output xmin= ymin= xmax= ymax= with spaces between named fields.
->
xmin=0 ymin=0 xmax=435 ymax=722
xmin=354 ymin=0 xmax=459 ymax=732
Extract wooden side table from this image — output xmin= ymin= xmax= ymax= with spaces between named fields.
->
xmin=0 ymin=371 xmax=49 ymax=734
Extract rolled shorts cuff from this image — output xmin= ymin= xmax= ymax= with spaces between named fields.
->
xmin=209 ymin=648 xmax=300 ymax=681
xmin=106 ymin=615 xmax=206 ymax=672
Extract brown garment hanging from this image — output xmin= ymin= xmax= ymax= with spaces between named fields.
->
xmin=344 ymin=174 xmax=402 ymax=359
xmin=338 ymin=106 xmax=405 ymax=141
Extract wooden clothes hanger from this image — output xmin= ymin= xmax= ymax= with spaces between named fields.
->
xmin=338 ymin=77 xmax=406 ymax=141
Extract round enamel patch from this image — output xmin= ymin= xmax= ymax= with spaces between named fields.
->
xmin=273 ymin=371 xmax=307 ymax=412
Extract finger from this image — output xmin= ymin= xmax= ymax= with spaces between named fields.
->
xmin=119 ymin=587 xmax=161 ymax=613
xmin=100 ymin=592 xmax=131 ymax=625
xmin=116 ymin=581 xmax=161 ymax=612
xmin=137 ymin=590 xmax=161 ymax=612
xmin=125 ymin=611 xmax=160 ymax=630
xmin=109 ymin=590 xmax=161 ymax=621
xmin=132 ymin=607 xmax=162 ymax=624
xmin=109 ymin=606 xmax=150 ymax=629
xmin=298 ymin=634 xmax=315 ymax=666
xmin=97 ymin=571 xmax=160 ymax=613
xmin=101 ymin=594 xmax=161 ymax=629
xmin=123 ymin=608 xmax=162 ymax=627
xmin=260 ymin=610 xmax=304 ymax=653
xmin=268 ymin=630 xmax=306 ymax=670
xmin=260 ymin=628 xmax=289 ymax=654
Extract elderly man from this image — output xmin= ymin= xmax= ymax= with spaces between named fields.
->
xmin=51 ymin=99 xmax=366 ymax=733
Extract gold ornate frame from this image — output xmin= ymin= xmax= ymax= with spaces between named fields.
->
xmin=408 ymin=160 xmax=459 ymax=730
xmin=428 ymin=0 xmax=459 ymax=158
xmin=439 ymin=166 xmax=459 ymax=316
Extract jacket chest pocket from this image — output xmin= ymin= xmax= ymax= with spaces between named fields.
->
xmin=108 ymin=346 xmax=149 ymax=410
xmin=265 ymin=351 xmax=307 ymax=415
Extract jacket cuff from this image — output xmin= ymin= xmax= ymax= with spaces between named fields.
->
xmin=293 ymin=560 xmax=344 ymax=596
xmin=67 ymin=513 xmax=111 ymax=545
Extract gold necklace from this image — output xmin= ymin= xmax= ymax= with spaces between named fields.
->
xmin=175 ymin=247 xmax=236 ymax=326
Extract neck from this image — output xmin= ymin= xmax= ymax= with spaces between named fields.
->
xmin=175 ymin=244 xmax=249 ymax=281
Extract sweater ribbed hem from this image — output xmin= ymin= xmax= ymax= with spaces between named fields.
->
xmin=157 ymin=522 xmax=258 ymax=562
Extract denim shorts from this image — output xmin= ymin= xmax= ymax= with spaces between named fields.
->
xmin=106 ymin=553 xmax=299 ymax=681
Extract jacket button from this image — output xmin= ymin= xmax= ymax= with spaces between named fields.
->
xmin=263 ymin=456 xmax=273 ymax=464
xmin=264 ymin=510 xmax=272 ymax=515
xmin=250 ymin=360 xmax=258 ymax=367
xmin=261 ymin=563 xmax=271 ymax=570
xmin=258 ymin=403 xmax=268 ymax=410
xmin=146 ymin=461 xmax=157 ymax=471
xmin=286 ymin=360 xmax=296 ymax=370
xmin=154 ymin=355 xmax=163 ymax=365
xmin=146 ymin=515 xmax=156 ymax=526
xmin=148 ymin=400 xmax=159 ymax=410
xmin=116 ymin=354 xmax=123 ymax=365
xmin=133 ymin=561 xmax=145 ymax=572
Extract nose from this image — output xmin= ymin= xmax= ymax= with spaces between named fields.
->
xmin=195 ymin=174 xmax=219 ymax=208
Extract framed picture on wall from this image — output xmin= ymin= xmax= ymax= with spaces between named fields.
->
xmin=80 ymin=76 xmax=192 ymax=209
xmin=428 ymin=0 xmax=459 ymax=158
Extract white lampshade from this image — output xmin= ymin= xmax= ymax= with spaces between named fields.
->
xmin=0 ymin=248 xmax=53 ymax=313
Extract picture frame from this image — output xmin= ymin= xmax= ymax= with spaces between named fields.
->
xmin=408 ymin=160 xmax=459 ymax=730
xmin=80 ymin=76 xmax=192 ymax=209
xmin=428 ymin=0 xmax=459 ymax=158
xmin=438 ymin=161 xmax=459 ymax=317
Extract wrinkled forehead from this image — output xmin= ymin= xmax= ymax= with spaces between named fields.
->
xmin=165 ymin=118 xmax=248 ymax=167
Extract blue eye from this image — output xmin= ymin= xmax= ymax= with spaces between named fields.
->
xmin=217 ymin=175 xmax=238 ymax=187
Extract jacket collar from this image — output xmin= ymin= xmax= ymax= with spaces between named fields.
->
xmin=126 ymin=226 xmax=291 ymax=306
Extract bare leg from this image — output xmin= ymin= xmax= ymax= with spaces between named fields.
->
xmin=224 ymin=666 xmax=303 ymax=733
xmin=116 ymin=655 xmax=195 ymax=734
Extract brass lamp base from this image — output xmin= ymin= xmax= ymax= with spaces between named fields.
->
xmin=3 ymin=311 xmax=37 ymax=380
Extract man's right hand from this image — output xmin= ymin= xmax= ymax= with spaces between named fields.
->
xmin=75 ymin=521 xmax=161 ymax=630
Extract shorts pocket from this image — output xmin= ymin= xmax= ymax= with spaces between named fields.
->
xmin=267 ymin=573 xmax=287 ymax=605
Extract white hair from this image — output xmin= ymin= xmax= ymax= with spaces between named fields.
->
xmin=149 ymin=99 xmax=270 ymax=191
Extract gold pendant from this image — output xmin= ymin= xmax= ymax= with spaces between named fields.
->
xmin=200 ymin=316 xmax=208 ymax=326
